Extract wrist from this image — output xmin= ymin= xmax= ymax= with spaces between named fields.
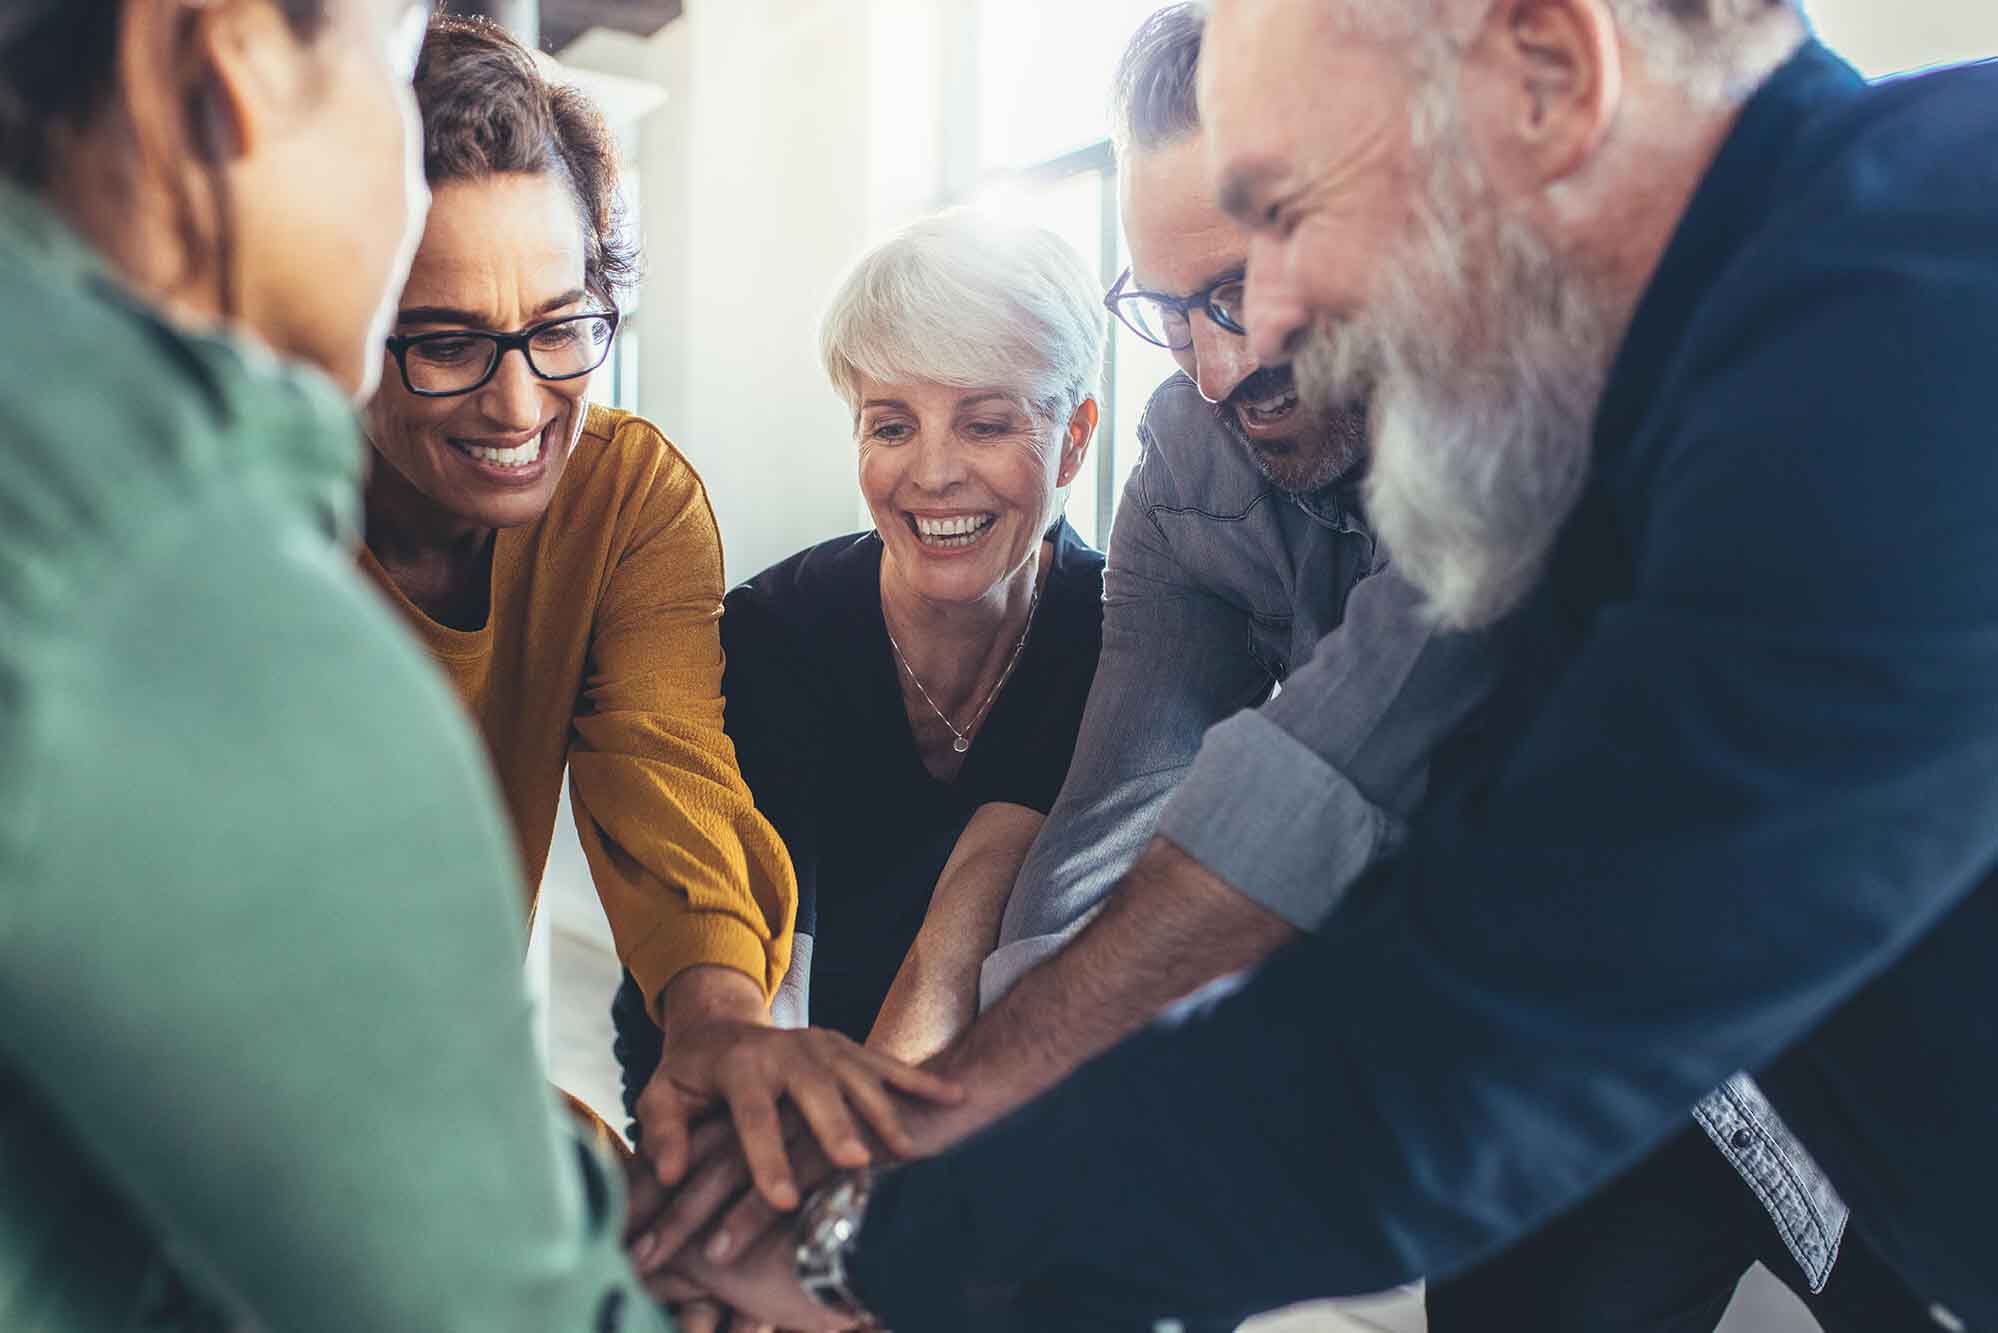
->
xmin=658 ymin=965 xmax=769 ymax=1043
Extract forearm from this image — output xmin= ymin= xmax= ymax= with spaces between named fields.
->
xmin=911 ymin=836 xmax=1296 ymax=1154
xmin=869 ymin=806 xmax=1043 ymax=1063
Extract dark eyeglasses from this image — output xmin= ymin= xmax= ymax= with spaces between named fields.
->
xmin=1104 ymin=268 xmax=1248 ymax=351
xmin=384 ymin=310 xmax=621 ymax=398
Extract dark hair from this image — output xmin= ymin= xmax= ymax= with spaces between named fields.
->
xmin=0 ymin=0 xmax=326 ymax=187
xmin=1110 ymin=3 xmax=1205 ymax=159
xmin=414 ymin=16 xmax=640 ymax=308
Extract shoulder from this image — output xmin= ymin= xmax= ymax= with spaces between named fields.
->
xmin=548 ymin=405 xmax=726 ymax=561
xmin=0 ymin=238 xmax=361 ymax=642
xmin=724 ymin=531 xmax=882 ymax=645
xmin=1128 ymin=372 xmax=1270 ymax=517
xmin=1636 ymin=62 xmax=1998 ymax=627
xmin=1043 ymin=519 xmax=1107 ymax=622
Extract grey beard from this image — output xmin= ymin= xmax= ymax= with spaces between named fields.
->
xmin=1295 ymin=147 xmax=1614 ymax=630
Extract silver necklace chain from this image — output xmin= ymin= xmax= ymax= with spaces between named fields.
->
xmin=886 ymin=580 xmax=1042 ymax=755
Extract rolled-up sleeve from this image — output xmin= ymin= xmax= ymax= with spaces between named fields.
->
xmin=1159 ymin=562 xmax=1504 ymax=929
xmin=982 ymin=448 xmax=1274 ymax=1003
xmin=568 ymin=424 xmax=797 ymax=1018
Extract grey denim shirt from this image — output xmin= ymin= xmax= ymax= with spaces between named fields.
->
xmin=982 ymin=373 xmax=1848 ymax=1291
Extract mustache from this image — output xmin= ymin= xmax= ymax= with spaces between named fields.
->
xmin=1224 ymin=363 xmax=1297 ymax=409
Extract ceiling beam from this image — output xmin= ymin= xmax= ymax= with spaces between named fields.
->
xmin=542 ymin=0 xmax=683 ymax=53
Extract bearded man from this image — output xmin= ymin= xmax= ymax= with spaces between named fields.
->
xmin=635 ymin=4 xmax=1998 ymax=1331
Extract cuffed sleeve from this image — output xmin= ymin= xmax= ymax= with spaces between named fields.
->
xmin=983 ymin=434 xmax=1274 ymax=1006
xmin=1159 ymin=563 xmax=1505 ymax=929
xmin=1158 ymin=709 xmax=1402 ymax=928
xmin=568 ymin=418 xmax=797 ymax=1019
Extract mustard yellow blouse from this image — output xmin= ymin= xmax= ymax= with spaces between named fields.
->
xmin=361 ymin=405 xmax=796 ymax=1017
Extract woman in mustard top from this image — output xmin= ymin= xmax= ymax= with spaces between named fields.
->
xmin=357 ymin=15 xmax=957 ymax=1219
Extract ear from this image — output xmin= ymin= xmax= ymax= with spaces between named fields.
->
xmin=1056 ymin=397 xmax=1100 ymax=487
xmin=188 ymin=0 xmax=320 ymax=162
xmin=1467 ymin=0 xmax=1622 ymax=186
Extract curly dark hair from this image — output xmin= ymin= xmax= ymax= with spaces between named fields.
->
xmin=414 ymin=15 xmax=641 ymax=308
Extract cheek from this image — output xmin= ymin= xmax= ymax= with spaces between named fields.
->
xmin=856 ymin=443 xmax=903 ymax=511
xmin=367 ymin=390 xmax=456 ymax=465
xmin=983 ymin=439 xmax=1061 ymax=511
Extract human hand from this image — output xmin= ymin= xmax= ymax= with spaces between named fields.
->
xmin=637 ymin=1020 xmax=960 ymax=1210
xmin=630 ymin=1104 xmax=842 ymax=1277
xmin=646 ymin=1218 xmax=863 ymax=1333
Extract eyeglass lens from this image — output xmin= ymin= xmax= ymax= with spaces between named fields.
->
xmin=403 ymin=315 xmax=617 ymax=394
xmin=1117 ymin=280 xmax=1247 ymax=350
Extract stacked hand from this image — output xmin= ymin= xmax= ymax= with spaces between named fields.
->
xmin=625 ymin=1015 xmax=962 ymax=1330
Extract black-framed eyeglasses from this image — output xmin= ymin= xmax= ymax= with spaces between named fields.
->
xmin=384 ymin=310 xmax=622 ymax=398
xmin=1104 ymin=268 xmax=1248 ymax=351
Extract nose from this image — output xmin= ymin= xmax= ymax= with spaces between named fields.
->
xmin=907 ymin=425 xmax=967 ymax=493
xmin=1188 ymin=314 xmax=1258 ymax=406
xmin=475 ymin=347 xmax=544 ymax=432
xmin=1243 ymin=236 xmax=1311 ymax=367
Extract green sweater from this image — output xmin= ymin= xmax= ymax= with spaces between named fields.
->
xmin=0 ymin=184 xmax=669 ymax=1331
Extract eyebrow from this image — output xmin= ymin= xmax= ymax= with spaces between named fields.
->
xmin=859 ymin=392 xmax=1018 ymax=413
xmin=396 ymin=288 xmax=590 ymax=328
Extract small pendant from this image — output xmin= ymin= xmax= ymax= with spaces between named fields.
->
xmin=952 ymin=736 xmax=970 ymax=754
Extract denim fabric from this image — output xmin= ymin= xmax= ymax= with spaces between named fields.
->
xmin=981 ymin=371 xmax=1845 ymax=1291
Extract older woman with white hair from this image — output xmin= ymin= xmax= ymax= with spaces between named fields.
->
xmin=613 ymin=208 xmax=1107 ymax=1118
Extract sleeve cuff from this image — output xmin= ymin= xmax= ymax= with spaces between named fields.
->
xmin=623 ymin=911 xmax=780 ymax=1025
xmin=1157 ymin=710 xmax=1402 ymax=931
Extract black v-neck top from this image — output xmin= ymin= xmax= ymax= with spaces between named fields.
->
xmin=727 ymin=520 xmax=1105 ymax=1040
xmin=611 ymin=520 xmax=1104 ymax=1086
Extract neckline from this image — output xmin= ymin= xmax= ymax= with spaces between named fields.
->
xmin=357 ymin=535 xmax=511 ymax=658
xmin=862 ymin=527 xmax=1079 ymax=791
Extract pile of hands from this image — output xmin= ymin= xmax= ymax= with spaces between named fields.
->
xmin=619 ymin=1019 xmax=967 ymax=1332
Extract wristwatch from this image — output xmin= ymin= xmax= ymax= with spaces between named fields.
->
xmin=794 ymin=1170 xmax=883 ymax=1327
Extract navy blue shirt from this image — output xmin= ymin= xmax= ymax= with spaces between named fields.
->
xmin=612 ymin=522 xmax=1103 ymax=1106
xmin=849 ymin=43 xmax=1998 ymax=1330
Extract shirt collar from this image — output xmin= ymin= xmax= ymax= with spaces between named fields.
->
xmin=1591 ymin=39 xmax=1866 ymax=470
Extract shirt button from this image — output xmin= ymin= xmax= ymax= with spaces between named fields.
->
xmin=1730 ymin=1128 xmax=1755 ymax=1151
xmin=1929 ymin=1303 xmax=1966 ymax=1332
xmin=596 ymin=1289 xmax=626 ymax=1333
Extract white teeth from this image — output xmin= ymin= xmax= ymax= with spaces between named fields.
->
xmin=462 ymin=435 xmax=543 ymax=468
xmin=1244 ymin=391 xmax=1298 ymax=422
xmin=913 ymin=514 xmax=995 ymax=544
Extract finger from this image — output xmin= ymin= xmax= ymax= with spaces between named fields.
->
xmin=646 ymin=1273 xmax=706 ymax=1304
xmin=851 ymin=1047 xmax=963 ymax=1104
xmin=623 ymin=1156 xmax=668 ymax=1246
xmin=783 ymin=1071 xmax=872 ymax=1170
xmin=633 ymin=1148 xmax=757 ymax=1275
xmin=717 ymin=1074 xmax=800 ymax=1211
xmin=830 ymin=1061 xmax=919 ymax=1159
xmin=702 ymin=1178 xmax=789 ymax=1266
xmin=671 ymin=1299 xmax=724 ymax=1333
xmin=642 ymin=1086 xmax=697 ymax=1188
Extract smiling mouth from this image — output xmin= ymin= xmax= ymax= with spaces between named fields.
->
xmin=909 ymin=513 xmax=996 ymax=548
xmin=1236 ymin=385 xmax=1301 ymax=430
xmin=448 ymin=427 xmax=546 ymax=470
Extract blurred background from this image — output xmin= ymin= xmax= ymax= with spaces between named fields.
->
xmin=487 ymin=3 xmax=1998 ymax=1329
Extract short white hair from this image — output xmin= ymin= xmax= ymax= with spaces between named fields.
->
xmin=1321 ymin=0 xmax=1805 ymax=104
xmin=821 ymin=209 xmax=1107 ymax=425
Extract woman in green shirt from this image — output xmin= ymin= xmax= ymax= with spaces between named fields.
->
xmin=0 ymin=3 xmax=670 ymax=1329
